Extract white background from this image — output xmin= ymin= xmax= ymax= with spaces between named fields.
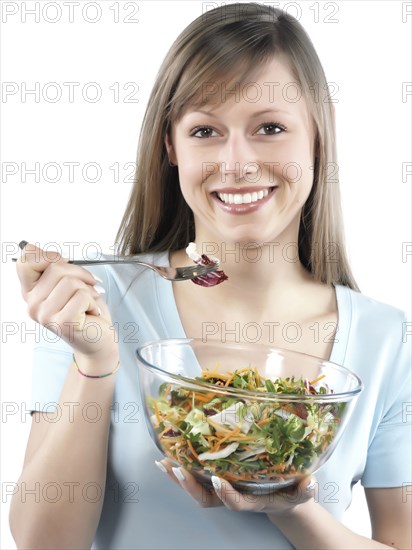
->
xmin=1 ymin=0 xmax=411 ymax=548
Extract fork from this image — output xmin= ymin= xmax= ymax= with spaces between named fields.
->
xmin=12 ymin=256 xmax=217 ymax=282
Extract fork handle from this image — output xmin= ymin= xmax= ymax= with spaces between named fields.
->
xmin=11 ymin=258 xmax=148 ymax=267
xmin=11 ymin=258 xmax=143 ymax=267
xmin=68 ymin=260 xmax=133 ymax=265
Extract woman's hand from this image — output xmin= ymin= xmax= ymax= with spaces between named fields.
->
xmin=15 ymin=242 xmax=118 ymax=365
xmin=156 ymin=458 xmax=316 ymax=514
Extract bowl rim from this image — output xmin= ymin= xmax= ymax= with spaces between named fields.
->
xmin=136 ymin=338 xmax=363 ymax=401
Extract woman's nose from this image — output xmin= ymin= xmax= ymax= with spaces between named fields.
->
xmin=219 ymin=134 xmax=259 ymax=183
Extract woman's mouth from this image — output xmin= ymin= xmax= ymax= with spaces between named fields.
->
xmin=211 ymin=186 xmax=277 ymax=213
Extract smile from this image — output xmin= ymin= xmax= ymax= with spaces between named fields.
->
xmin=211 ymin=186 xmax=277 ymax=215
xmin=217 ymin=189 xmax=271 ymax=205
xmin=214 ymin=187 xmax=276 ymax=205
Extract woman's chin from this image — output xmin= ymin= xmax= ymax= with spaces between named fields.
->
xmin=207 ymin=238 xmax=273 ymax=255
xmin=212 ymin=229 xmax=278 ymax=248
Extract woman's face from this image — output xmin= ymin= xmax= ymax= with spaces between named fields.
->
xmin=166 ymin=56 xmax=316 ymax=246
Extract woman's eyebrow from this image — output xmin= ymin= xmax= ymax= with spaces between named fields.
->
xmin=186 ymin=108 xmax=292 ymax=118
xmin=251 ymin=108 xmax=292 ymax=117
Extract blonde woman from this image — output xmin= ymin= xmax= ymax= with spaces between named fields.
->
xmin=11 ymin=3 xmax=411 ymax=549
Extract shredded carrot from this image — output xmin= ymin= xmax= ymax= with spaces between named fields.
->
xmin=224 ymin=471 xmax=252 ymax=481
xmin=203 ymin=435 xmax=219 ymax=443
xmin=184 ymin=453 xmax=193 ymax=463
xmin=309 ymin=374 xmax=326 ymax=385
xmin=235 ymin=367 xmax=254 ymax=375
xmin=153 ymin=400 xmax=161 ymax=425
xmin=187 ymin=439 xmax=199 ymax=460
xmin=201 ymin=371 xmax=231 ymax=380
xmin=194 ymin=392 xmax=216 ymax=403
xmin=256 ymin=453 xmax=269 ymax=461
xmin=321 ymin=439 xmax=330 ymax=452
xmin=207 ymin=421 xmax=234 ymax=435
xmin=158 ymin=426 xmax=177 ymax=438
xmin=257 ymin=417 xmax=271 ymax=427
xmin=210 ymin=427 xmax=241 ymax=452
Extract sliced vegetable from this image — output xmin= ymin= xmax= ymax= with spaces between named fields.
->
xmin=197 ymin=442 xmax=239 ymax=461
xmin=207 ymin=402 xmax=254 ymax=434
xmin=186 ymin=242 xmax=228 ymax=287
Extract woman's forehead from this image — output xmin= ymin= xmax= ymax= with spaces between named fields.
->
xmin=177 ymin=56 xmax=302 ymax=115
xmin=180 ymin=67 xmax=308 ymax=122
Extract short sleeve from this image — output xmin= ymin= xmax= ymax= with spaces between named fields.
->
xmin=30 ymin=263 xmax=110 ymax=414
xmin=361 ymin=315 xmax=412 ymax=488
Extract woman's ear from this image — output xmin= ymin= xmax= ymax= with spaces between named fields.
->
xmin=165 ymin=133 xmax=177 ymax=166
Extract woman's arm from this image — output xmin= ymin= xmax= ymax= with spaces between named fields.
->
xmin=9 ymin=358 xmax=117 ymax=549
xmin=267 ymin=486 xmax=411 ymax=550
xmin=157 ymin=459 xmax=411 ymax=550
xmin=10 ymin=243 xmax=119 ymax=548
xmin=366 ymin=487 xmax=412 ymax=549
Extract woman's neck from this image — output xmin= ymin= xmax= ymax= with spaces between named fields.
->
xmin=170 ymin=240 xmax=317 ymax=314
xmin=170 ymin=241 xmax=337 ymax=358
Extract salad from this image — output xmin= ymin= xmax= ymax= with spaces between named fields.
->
xmin=148 ymin=367 xmax=345 ymax=484
xmin=186 ymin=242 xmax=228 ymax=287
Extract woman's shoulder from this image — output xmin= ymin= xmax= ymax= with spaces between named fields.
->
xmin=336 ymin=284 xmax=409 ymax=327
xmin=335 ymin=284 xmax=410 ymax=368
xmin=335 ymin=286 xmax=410 ymax=401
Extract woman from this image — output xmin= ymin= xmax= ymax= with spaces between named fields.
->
xmin=10 ymin=3 xmax=411 ymax=549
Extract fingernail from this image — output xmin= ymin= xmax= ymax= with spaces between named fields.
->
xmin=19 ymin=240 xmax=28 ymax=250
xmin=94 ymin=285 xmax=106 ymax=294
xmin=172 ymin=467 xmax=185 ymax=482
xmin=211 ymin=476 xmax=222 ymax=491
xmin=306 ymin=478 xmax=316 ymax=492
xmin=94 ymin=276 xmax=103 ymax=283
xmin=97 ymin=307 xmax=102 ymax=316
xmin=155 ymin=460 xmax=167 ymax=474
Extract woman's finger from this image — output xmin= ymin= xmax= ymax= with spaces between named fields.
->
xmin=25 ymin=261 xmax=99 ymax=308
xmin=33 ymin=277 xmax=102 ymax=326
xmin=15 ymin=242 xmax=69 ymax=294
xmin=155 ymin=459 xmax=222 ymax=508
xmin=211 ymin=475 xmax=317 ymax=513
xmin=18 ymin=251 xmax=98 ymax=314
xmin=52 ymin=288 xmax=103 ymax=330
xmin=210 ymin=476 xmax=252 ymax=511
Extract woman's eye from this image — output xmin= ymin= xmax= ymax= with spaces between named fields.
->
xmin=256 ymin=123 xmax=286 ymax=135
xmin=191 ymin=127 xmax=217 ymax=138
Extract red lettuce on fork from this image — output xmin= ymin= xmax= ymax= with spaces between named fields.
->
xmin=186 ymin=243 xmax=228 ymax=287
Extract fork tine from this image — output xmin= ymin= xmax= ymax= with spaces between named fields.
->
xmin=176 ymin=265 xmax=215 ymax=278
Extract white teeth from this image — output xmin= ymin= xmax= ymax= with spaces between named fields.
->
xmin=217 ymin=189 xmax=270 ymax=205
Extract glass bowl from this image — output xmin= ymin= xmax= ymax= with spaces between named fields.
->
xmin=136 ymin=338 xmax=363 ymax=494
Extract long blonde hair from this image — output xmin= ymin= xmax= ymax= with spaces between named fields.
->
xmin=116 ymin=2 xmax=359 ymax=290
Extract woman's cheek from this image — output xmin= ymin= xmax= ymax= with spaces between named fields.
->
xmin=177 ymin=165 xmax=204 ymax=203
xmin=185 ymin=159 xmax=213 ymax=189
xmin=278 ymin=144 xmax=313 ymax=187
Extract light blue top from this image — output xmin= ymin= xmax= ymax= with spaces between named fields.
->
xmin=31 ymin=251 xmax=412 ymax=549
